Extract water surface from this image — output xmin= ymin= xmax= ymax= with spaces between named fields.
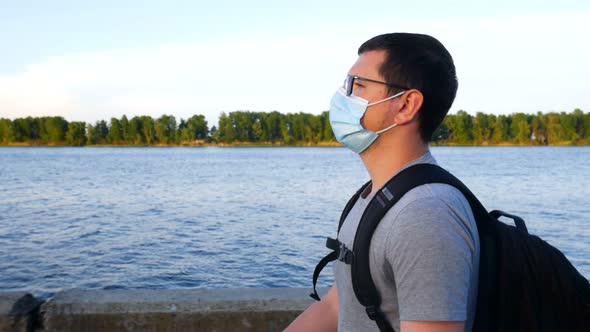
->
xmin=0 ymin=146 xmax=588 ymax=299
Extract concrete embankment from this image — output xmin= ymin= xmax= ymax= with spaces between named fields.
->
xmin=0 ymin=287 xmax=326 ymax=332
xmin=0 ymin=292 xmax=42 ymax=332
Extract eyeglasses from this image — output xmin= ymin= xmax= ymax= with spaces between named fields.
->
xmin=343 ymin=74 xmax=409 ymax=96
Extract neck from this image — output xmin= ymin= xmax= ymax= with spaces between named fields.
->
xmin=360 ymin=134 xmax=429 ymax=194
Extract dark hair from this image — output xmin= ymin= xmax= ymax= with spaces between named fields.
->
xmin=358 ymin=33 xmax=458 ymax=142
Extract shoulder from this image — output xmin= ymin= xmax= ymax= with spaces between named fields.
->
xmin=398 ymin=182 xmax=470 ymax=210
xmin=390 ymin=183 xmax=474 ymax=227
xmin=374 ymin=183 xmax=478 ymax=255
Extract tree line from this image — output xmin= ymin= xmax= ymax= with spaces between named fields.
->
xmin=0 ymin=114 xmax=207 ymax=146
xmin=0 ymin=109 xmax=588 ymax=146
xmin=434 ymin=109 xmax=590 ymax=145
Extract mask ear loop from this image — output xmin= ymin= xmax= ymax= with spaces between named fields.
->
xmin=375 ymin=122 xmax=398 ymax=134
xmin=367 ymin=90 xmax=406 ymax=106
xmin=371 ymin=90 xmax=407 ymax=134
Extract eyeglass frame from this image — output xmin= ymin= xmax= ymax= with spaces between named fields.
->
xmin=344 ymin=74 xmax=409 ymax=97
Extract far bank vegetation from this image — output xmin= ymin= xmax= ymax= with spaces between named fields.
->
xmin=1 ymin=109 xmax=589 ymax=147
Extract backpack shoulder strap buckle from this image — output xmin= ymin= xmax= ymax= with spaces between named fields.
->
xmin=365 ymin=305 xmax=395 ymax=331
xmin=365 ymin=305 xmax=379 ymax=320
xmin=337 ymin=242 xmax=353 ymax=264
xmin=326 ymin=237 xmax=353 ymax=264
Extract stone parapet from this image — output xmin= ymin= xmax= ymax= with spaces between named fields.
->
xmin=0 ymin=292 xmax=42 ymax=332
xmin=0 ymin=287 xmax=327 ymax=331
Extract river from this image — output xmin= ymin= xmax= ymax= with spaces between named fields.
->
xmin=0 ymin=146 xmax=588 ymax=298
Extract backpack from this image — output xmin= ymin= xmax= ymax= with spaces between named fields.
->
xmin=310 ymin=163 xmax=590 ymax=332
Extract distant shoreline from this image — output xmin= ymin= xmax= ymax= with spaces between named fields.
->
xmin=3 ymin=110 xmax=588 ymax=147
xmin=1 ymin=141 xmax=589 ymax=148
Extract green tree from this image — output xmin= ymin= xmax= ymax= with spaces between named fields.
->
xmin=232 ymin=111 xmax=253 ymax=141
xmin=128 ymin=116 xmax=144 ymax=144
xmin=290 ymin=113 xmax=305 ymax=142
xmin=12 ymin=118 xmax=32 ymax=142
xmin=531 ymin=112 xmax=547 ymax=144
xmin=86 ymin=123 xmax=97 ymax=145
xmin=265 ymin=111 xmax=281 ymax=142
xmin=177 ymin=118 xmax=187 ymax=143
xmin=141 ymin=116 xmax=156 ymax=144
xmin=209 ymin=125 xmax=218 ymax=140
xmin=120 ymin=115 xmax=130 ymax=144
xmin=582 ymin=110 xmax=590 ymax=139
xmin=0 ymin=118 xmax=15 ymax=143
xmin=445 ymin=110 xmax=472 ymax=144
xmin=93 ymin=120 xmax=109 ymax=144
xmin=186 ymin=115 xmax=208 ymax=140
xmin=35 ymin=117 xmax=47 ymax=142
xmin=321 ymin=111 xmax=335 ymax=142
xmin=109 ymin=118 xmax=123 ymax=144
xmin=472 ymin=112 xmax=490 ymax=144
xmin=155 ymin=114 xmax=177 ymax=144
xmin=66 ymin=122 xmax=87 ymax=146
xmin=572 ymin=108 xmax=585 ymax=138
xmin=44 ymin=116 xmax=68 ymax=143
xmin=252 ymin=119 xmax=263 ymax=142
xmin=510 ymin=113 xmax=531 ymax=144
xmin=559 ymin=111 xmax=579 ymax=142
xmin=491 ymin=115 xmax=509 ymax=143
xmin=257 ymin=113 xmax=270 ymax=142
xmin=546 ymin=113 xmax=564 ymax=144
xmin=25 ymin=116 xmax=41 ymax=141
xmin=217 ymin=112 xmax=235 ymax=143
xmin=432 ymin=121 xmax=450 ymax=142
xmin=279 ymin=116 xmax=292 ymax=144
xmin=309 ymin=114 xmax=323 ymax=143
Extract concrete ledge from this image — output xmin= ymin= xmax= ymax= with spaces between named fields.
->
xmin=40 ymin=287 xmax=328 ymax=332
xmin=0 ymin=292 xmax=42 ymax=332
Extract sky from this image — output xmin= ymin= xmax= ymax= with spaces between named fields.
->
xmin=0 ymin=0 xmax=589 ymax=127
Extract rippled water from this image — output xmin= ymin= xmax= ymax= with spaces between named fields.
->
xmin=0 ymin=146 xmax=589 ymax=299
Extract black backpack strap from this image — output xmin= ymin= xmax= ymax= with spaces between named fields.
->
xmin=310 ymin=237 xmax=355 ymax=300
xmin=309 ymin=250 xmax=338 ymax=301
xmin=351 ymin=163 xmax=491 ymax=332
xmin=309 ymin=180 xmax=371 ymax=301
xmin=338 ymin=180 xmax=372 ymax=232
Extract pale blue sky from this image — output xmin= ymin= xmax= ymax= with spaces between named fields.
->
xmin=1 ymin=0 xmax=589 ymax=124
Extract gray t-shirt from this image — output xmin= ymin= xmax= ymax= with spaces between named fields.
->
xmin=333 ymin=151 xmax=480 ymax=331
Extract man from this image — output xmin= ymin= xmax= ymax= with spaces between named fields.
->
xmin=286 ymin=33 xmax=479 ymax=332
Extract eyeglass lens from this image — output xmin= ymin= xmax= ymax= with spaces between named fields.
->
xmin=344 ymin=75 xmax=354 ymax=96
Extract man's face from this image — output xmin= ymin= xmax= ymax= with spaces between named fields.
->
xmin=347 ymin=50 xmax=401 ymax=133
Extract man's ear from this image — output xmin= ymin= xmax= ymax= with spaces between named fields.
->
xmin=392 ymin=89 xmax=423 ymax=125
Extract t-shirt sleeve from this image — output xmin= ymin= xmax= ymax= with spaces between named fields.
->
xmin=385 ymin=196 xmax=476 ymax=322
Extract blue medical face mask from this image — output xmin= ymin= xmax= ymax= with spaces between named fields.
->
xmin=329 ymin=87 xmax=406 ymax=154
